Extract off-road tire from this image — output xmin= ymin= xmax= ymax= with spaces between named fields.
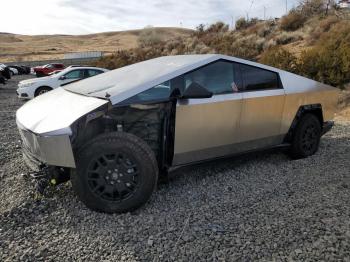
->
xmin=71 ymin=132 xmax=158 ymax=213
xmin=289 ymin=113 xmax=321 ymax=159
xmin=34 ymin=86 xmax=52 ymax=97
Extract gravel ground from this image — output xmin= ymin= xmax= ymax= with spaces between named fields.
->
xmin=0 ymin=75 xmax=349 ymax=261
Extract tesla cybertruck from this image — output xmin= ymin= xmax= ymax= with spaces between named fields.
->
xmin=16 ymin=54 xmax=338 ymax=213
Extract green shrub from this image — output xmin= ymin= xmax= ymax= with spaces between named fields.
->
xmin=275 ymin=31 xmax=304 ymax=45
xmin=259 ymin=46 xmax=298 ymax=73
xmin=206 ymin=22 xmax=229 ymax=33
xmin=299 ymin=21 xmax=350 ymax=87
xmin=138 ymin=27 xmax=163 ymax=47
xmin=280 ymin=10 xmax=307 ymax=31
xmin=309 ymin=15 xmax=340 ymax=42
xmin=235 ymin=17 xmax=259 ymax=30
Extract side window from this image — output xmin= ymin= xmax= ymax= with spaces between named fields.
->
xmin=184 ymin=61 xmax=238 ymax=95
xmin=123 ymin=81 xmax=171 ymax=104
xmin=64 ymin=70 xmax=84 ymax=79
xmin=87 ymin=69 xmax=103 ymax=77
xmin=240 ymin=64 xmax=279 ymax=91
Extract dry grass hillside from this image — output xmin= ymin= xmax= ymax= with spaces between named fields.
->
xmin=91 ymin=3 xmax=349 ymax=87
xmin=0 ymin=27 xmax=192 ymax=62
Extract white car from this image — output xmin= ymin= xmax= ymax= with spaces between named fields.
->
xmin=17 ymin=66 xmax=108 ymax=99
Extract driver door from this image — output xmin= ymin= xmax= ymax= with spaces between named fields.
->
xmin=173 ymin=60 xmax=243 ymax=165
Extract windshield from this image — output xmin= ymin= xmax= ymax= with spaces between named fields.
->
xmin=63 ymin=55 xmax=215 ymax=103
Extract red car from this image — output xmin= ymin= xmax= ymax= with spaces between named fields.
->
xmin=33 ymin=63 xmax=65 ymax=77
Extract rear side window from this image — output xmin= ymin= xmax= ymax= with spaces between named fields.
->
xmin=240 ymin=64 xmax=279 ymax=91
xmin=64 ymin=69 xmax=84 ymax=79
xmin=87 ymin=69 xmax=103 ymax=77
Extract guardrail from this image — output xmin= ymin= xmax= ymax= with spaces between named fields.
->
xmin=5 ymin=57 xmax=101 ymax=67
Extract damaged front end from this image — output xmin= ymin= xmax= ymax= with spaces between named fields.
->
xmin=16 ymin=87 xmax=109 ymax=189
xmin=17 ymin=88 xmax=177 ymax=193
xmin=70 ymin=99 xmax=176 ymax=175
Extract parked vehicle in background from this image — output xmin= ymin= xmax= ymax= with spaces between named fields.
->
xmin=8 ymin=67 xmax=18 ymax=76
xmin=0 ymin=68 xmax=6 ymax=84
xmin=0 ymin=64 xmax=18 ymax=79
xmin=10 ymin=66 xmax=23 ymax=74
xmin=9 ymin=65 xmax=31 ymax=75
xmin=33 ymin=63 xmax=65 ymax=77
xmin=0 ymin=64 xmax=12 ymax=79
xmin=15 ymin=54 xmax=339 ymax=213
xmin=17 ymin=66 xmax=108 ymax=99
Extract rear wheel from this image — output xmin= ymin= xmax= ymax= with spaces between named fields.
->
xmin=289 ymin=113 xmax=321 ymax=159
xmin=34 ymin=86 xmax=52 ymax=96
xmin=71 ymin=132 xmax=158 ymax=213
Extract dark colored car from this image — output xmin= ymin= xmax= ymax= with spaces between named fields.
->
xmin=1 ymin=67 xmax=12 ymax=79
xmin=9 ymin=66 xmax=25 ymax=75
xmin=0 ymin=68 xmax=6 ymax=84
xmin=9 ymin=65 xmax=31 ymax=75
xmin=33 ymin=63 xmax=65 ymax=77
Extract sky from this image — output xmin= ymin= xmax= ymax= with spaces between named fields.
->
xmin=0 ymin=0 xmax=299 ymax=35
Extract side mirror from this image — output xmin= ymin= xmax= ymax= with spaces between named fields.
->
xmin=181 ymin=82 xmax=213 ymax=99
xmin=59 ymin=75 xmax=66 ymax=80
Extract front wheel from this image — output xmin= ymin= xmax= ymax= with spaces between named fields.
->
xmin=34 ymin=86 xmax=52 ymax=96
xmin=289 ymin=113 xmax=321 ymax=159
xmin=71 ymin=132 xmax=159 ymax=213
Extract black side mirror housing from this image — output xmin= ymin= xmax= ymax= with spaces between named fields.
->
xmin=181 ymin=82 xmax=213 ymax=99
xmin=59 ymin=76 xmax=66 ymax=80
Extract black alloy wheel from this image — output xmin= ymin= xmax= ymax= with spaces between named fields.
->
xmin=87 ymin=152 xmax=139 ymax=201
xmin=72 ymin=132 xmax=158 ymax=213
xmin=289 ymin=113 xmax=321 ymax=159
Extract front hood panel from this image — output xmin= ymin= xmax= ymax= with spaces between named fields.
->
xmin=16 ymin=88 xmax=108 ymax=135
xmin=19 ymin=76 xmax=52 ymax=85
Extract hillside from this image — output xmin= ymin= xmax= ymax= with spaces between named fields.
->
xmin=0 ymin=27 xmax=192 ymax=62
xmin=92 ymin=2 xmax=349 ymax=90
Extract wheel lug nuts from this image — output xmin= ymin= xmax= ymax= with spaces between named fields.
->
xmin=117 ymin=180 xmax=121 ymax=183
xmin=126 ymin=183 xmax=131 ymax=187
xmin=108 ymin=170 xmax=111 ymax=174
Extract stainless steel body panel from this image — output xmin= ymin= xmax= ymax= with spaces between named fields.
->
xmin=173 ymin=135 xmax=285 ymax=165
xmin=17 ymin=122 xmax=76 ymax=168
xmin=173 ymin=93 xmax=243 ymax=165
xmin=16 ymin=87 xmax=108 ymax=168
xmin=173 ymin=89 xmax=286 ymax=165
xmin=16 ymin=87 xmax=108 ymax=135
xmin=239 ymin=89 xmax=286 ymax=148
xmin=279 ymin=71 xmax=338 ymax=134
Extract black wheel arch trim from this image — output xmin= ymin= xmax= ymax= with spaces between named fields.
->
xmin=283 ymin=104 xmax=324 ymax=143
